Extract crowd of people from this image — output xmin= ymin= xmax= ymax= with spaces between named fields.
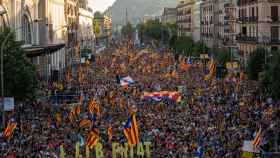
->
xmin=0 ymin=44 xmax=279 ymax=158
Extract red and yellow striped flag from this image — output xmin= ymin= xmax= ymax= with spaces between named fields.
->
xmin=108 ymin=124 xmax=113 ymax=141
xmin=4 ymin=121 xmax=17 ymax=139
xmin=79 ymin=119 xmax=92 ymax=128
xmin=208 ymin=59 xmax=216 ymax=76
xmin=123 ymin=114 xmax=139 ymax=145
xmin=252 ymin=128 xmax=262 ymax=148
xmin=88 ymin=98 xmax=100 ymax=116
xmin=68 ymin=105 xmax=81 ymax=122
xmin=86 ymin=129 xmax=99 ymax=149
xmin=88 ymin=98 xmax=96 ymax=114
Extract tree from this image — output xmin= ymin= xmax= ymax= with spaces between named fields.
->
xmin=193 ymin=41 xmax=208 ymax=57
xmin=94 ymin=12 xmax=103 ymax=19
xmin=0 ymin=29 xmax=38 ymax=102
xmin=262 ymin=52 xmax=280 ymax=99
xmin=121 ymin=22 xmax=134 ymax=38
xmin=93 ymin=21 xmax=101 ymax=38
xmin=213 ymin=48 xmax=231 ymax=66
xmin=246 ymin=48 xmax=266 ymax=80
xmin=170 ymin=36 xmax=194 ymax=56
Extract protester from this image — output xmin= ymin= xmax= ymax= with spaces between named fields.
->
xmin=0 ymin=44 xmax=279 ymax=157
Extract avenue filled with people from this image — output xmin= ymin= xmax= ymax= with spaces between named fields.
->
xmin=1 ymin=44 xmax=279 ymax=158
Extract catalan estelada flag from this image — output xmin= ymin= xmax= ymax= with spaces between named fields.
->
xmin=123 ymin=114 xmax=139 ymax=145
xmin=4 ymin=121 xmax=17 ymax=139
xmin=252 ymin=128 xmax=262 ymax=148
xmin=86 ymin=129 xmax=99 ymax=149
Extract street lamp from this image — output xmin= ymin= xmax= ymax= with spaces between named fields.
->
xmin=1 ymin=18 xmax=43 ymax=129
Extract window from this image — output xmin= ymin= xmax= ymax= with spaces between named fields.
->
xmin=271 ymin=26 xmax=279 ymax=39
xmin=271 ymin=46 xmax=278 ymax=51
xmin=271 ymin=6 xmax=278 ymax=22
xmin=242 ymin=27 xmax=247 ymax=36
xmin=22 ymin=15 xmax=32 ymax=44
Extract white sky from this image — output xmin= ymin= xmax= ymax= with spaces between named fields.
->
xmin=89 ymin=0 xmax=116 ymax=12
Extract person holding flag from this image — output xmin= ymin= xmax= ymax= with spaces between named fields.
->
xmin=123 ymin=113 xmax=140 ymax=145
xmin=86 ymin=128 xmax=99 ymax=149
xmin=3 ymin=119 xmax=17 ymax=139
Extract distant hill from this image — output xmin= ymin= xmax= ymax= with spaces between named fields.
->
xmin=105 ymin=0 xmax=180 ymax=26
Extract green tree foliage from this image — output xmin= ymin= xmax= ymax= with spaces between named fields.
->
xmin=246 ymin=48 xmax=266 ymax=80
xmin=213 ymin=49 xmax=231 ymax=66
xmin=0 ymin=29 xmax=38 ymax=101
xmin=172 ymin=36 xmax=194 ymax=56
xmin=121 ymin=22 xmax=134 ymax=38
xmin=193 ymin=41 xmax=208 ymax=57
xmin=94 ymin=11 xmax=103 ymax=19
xmin=137 ymin=21 xmax=176 ymax=44
xmin=169 ymin=36 xmax=208 ymax=57
xmin=262 ymin=52 xmax=280 ymax=99
xmin=93 ymin=22 xmax=101 ymax=38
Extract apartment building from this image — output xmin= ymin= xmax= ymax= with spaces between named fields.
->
xmin=161 ymin=7 xmax=177 ymax=24
xmin=79 ymin=8 xmax=95 ymax=51
xmin=177 ymin=0 xmax=202 ymax=41
xmin=201 ymin=0 xmax=215 ymax=47
xmin=237 ymin=0 xmax=280 ymax=63
xmin=0 ymin=0 xmax=66 ymax=82
xmin=201 ymin=0 xmax=238 ymax=53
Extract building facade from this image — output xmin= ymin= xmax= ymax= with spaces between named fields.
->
xmin=64 ymin=0 xmax=79 ymax=80
xmin=79 ymin=8 xmax=94 ymax=51
xmin=237 ymin=0 xmax=280 ymax=64
xmin=201 ymin=0 xmax=215 ymax=47
xmin=177 ymin=0 xmax=201 ymax=42
xmin=201 ymin=0 xmax=238 ymax=52
xmin=0 ymin=0 xmax=66 ymax=82
xmin=177 ymin=0 xmax=194 ymax=37
xmin=161 ymin=7 xmax=177 ymax=24
xmin=103 ymin=15 xmax=112 ymax=39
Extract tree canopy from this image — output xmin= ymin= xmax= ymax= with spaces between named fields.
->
xmin=0 ymin=29 xmax=38 ymax=102
xmin=246 ymin=48 xmax=266 ymax=80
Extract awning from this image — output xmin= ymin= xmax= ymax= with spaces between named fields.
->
xmin=24 ymin=43 xmax=65 ymax=58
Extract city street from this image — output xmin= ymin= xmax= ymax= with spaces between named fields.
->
xmin=1 ymin=44 xmax=279 ymax=157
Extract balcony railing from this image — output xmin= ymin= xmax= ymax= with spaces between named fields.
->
xmin=271 ymin=17 xmax=280 ymax=22
xmin=238 ymin=16 xmax=258 ymax=22
xmin=224 ymin=16 xmax=235 ymax=21
xmin=237 ymin=0 xmax=258 ymax=6
xmin=271 ymin=38 xmax=280 ymax=44
xmin=236 ymin=35 xmax=258 ymax=42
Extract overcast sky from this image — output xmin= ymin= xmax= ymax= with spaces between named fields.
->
xmin=89 ymin=0 xmax=116 ymax=12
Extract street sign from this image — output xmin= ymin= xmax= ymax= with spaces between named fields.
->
xmin=4 ymin=97 xmax=14 ymax=111
xmin=81 ymin=57 xmax=86 ymax=64
xmin=72 ymin=58 xmax=80 ymax=64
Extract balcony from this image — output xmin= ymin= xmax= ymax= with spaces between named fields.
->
xmin=224 ymin=16 xmax=235 ymax=21
xmin=237 ymin=0 xmax=258 ymax=6
xmin=271 ymin=17 xmax=280 ymax=22
xmin=238 ymin=16 xmax=258 ymax=22
xmin=236 ymin=35 xmax=258 ymax=42
xmin=271 ymin=38 xmax=280 ymax=44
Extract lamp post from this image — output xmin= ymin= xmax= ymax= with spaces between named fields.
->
xmin=1 ymin=18 xmax=42 ymax=128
